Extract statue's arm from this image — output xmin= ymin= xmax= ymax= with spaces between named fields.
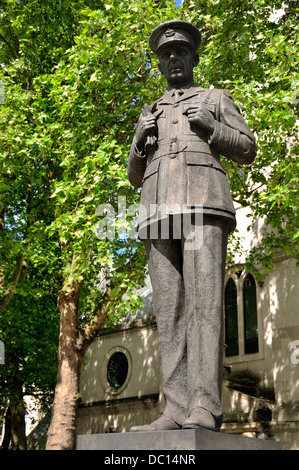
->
xmin=127 ymin=135 xmax=147 ymax=189
xmin=209 ymin=90 xmax=257 ymax=165
xmin=127 ymin=106 xmax=158 ymax=188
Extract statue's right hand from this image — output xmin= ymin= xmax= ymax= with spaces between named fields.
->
xmin=135 ymin=114 xmax=157 ymax=151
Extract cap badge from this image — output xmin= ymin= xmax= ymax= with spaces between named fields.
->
xmin=165 ymin=29 xmax=175 ymax=37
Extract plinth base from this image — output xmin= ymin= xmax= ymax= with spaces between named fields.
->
xmin=77 ymin=429 xmax=283 ymax=450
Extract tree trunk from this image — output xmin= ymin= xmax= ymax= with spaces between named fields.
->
xmin=0 ymin=406 xmax=11 ymax=450
xmin=2 ymin=353 xmax=27 ymax=450
xmin=10 ymin=400 xmax=27 ymax=450
xmin=45 ymin=347 xmax=83 ymax=450
xmin=0 ymin=395 xmax=27 ymax=451
xmin=45 ymin=275 xmax=113 ymax=450
xmin=9 ymin=372 xmax=27 ymax=450
xmin=46 ymin=279 xmax=84 ymax=451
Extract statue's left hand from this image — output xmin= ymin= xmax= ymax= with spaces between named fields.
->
xmin=184 ymin=104 xmax=215 ymax=133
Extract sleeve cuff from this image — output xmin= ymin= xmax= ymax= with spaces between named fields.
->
xmin=208 ymin=121 xmax=241 ymax=160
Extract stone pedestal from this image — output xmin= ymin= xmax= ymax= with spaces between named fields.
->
xmin=77 ymin=429 xmax=283 ymax=451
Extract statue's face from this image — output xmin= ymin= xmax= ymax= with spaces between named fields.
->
xmin=157 ymin=42 xmax=198 ymax=87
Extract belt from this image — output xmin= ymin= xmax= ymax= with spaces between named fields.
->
xmin=147 ymin=138 xmax=214 ymax=163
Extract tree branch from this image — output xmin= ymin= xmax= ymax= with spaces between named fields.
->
xmin=0 ymin=32 xmax=18 ymax=60
xmin=80 ymin=281 xmax=123 ymax=350
xmin=0 ymin=253 xmax=28 ymax=315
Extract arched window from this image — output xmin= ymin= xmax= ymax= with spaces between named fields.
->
xmin=243 ymin=274 xmax=259 ymax=354
xmin=225 ymin=278 xmax=239 ymax=357
xmin=224 ymin=271 xmax=259 ymax=358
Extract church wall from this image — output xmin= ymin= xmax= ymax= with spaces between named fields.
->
xmin=77 ymin=319 xmax=164 ymax=436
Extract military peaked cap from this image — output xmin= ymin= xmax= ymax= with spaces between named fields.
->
xmin=149 ymin=20 xmax=201 ymax=54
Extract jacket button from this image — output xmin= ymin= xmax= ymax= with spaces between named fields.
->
xmin=207 ymin=161 xmax=213 ymax=167
xmin=173 ymin=103 xmax=179 ymax=108
xmin=172 ymin=119 xmax=178 ymax=124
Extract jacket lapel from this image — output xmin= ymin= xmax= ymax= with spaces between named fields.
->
xmin=158 ymin=89 xmax=174 ymax=105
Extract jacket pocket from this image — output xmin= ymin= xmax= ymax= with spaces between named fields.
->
xmin=156 ymin=113 xmax=166 ymax=142
xmin=183 ymin=100 xmax=216 ymax=116
xmin=185 ymin=155 xmax=234 ymax=213
xmin=185 ymin=153 xmax=227 ymax=175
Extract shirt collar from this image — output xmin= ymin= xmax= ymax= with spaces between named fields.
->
xmin=166 ymin=81 xmax=197 ymax=94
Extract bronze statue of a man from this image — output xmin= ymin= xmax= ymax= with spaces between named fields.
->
xmin=127 ymin=20 xmax=256 ymax=432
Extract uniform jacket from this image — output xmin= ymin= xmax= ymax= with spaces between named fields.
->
xmin=127 ymin=82 xmax=257 ymax=237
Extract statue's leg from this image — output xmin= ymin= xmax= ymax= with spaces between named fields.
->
xmin=182 ymin=215 xmax=229 ymax=431
xmin=145 ymin=235 xmax=188 ymax=426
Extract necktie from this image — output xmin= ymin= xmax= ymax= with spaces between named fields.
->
xmin=173 ymin=89 xmax=183 ymax=101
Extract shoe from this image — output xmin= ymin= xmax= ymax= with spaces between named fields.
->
xmin=182 ymin=407 xmax=218 ymax=431
xmin=129 ymin=414 xmax=181 ymax=432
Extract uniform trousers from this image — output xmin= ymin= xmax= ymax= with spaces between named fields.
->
xmin=144 ymin=214 xmax=229 ymax=429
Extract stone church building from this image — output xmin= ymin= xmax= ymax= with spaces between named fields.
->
xmin=77 ymin=205 xmax=299 ymax=450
